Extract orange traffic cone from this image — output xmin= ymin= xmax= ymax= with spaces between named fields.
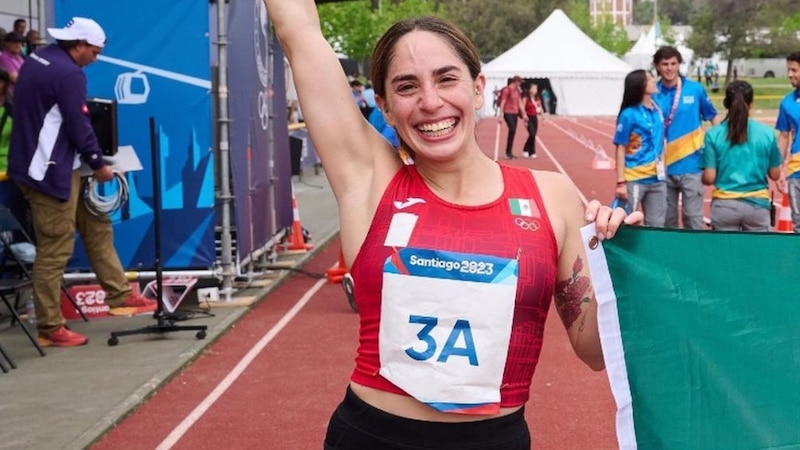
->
xmin=285 ymin=187 xmax=313 ymax=252
xmin=776 ymin=192 xmax=793 ymax=233
xmin=326 ymin=249 xmax=348 ymax=283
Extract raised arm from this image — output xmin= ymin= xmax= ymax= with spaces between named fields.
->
xmin=262 ymin=0 xmax=397 ymax=200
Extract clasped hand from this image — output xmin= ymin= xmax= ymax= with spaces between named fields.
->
xmin=585 ymin=199 xmax=643 ymax=240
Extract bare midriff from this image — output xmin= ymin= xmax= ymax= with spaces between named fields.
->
xmin=349 ymin=382 xmax=523 ymax=423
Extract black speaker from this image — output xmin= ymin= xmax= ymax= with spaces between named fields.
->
xmin=87 ymin=97 xmax=118 ymax=156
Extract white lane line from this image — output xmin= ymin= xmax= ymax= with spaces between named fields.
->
xmin=536 ymin=135 xmax=590 ymax=207
xmin=570 ymin=119 xmax=615 ymax=140
xmin=155 ymin=271 xmax=331 ymax=450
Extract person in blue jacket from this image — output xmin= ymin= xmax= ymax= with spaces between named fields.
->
xmin=652 ymin=46 xmax=719 ymax=229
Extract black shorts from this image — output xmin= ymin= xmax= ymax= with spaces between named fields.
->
xmin=323 ymin=386 xmax=531 ymax=450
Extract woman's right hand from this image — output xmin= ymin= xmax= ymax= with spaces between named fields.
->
xmin=615 ymin=183 xmax=627 ymax=199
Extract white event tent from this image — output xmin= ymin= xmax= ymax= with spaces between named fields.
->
xmin=481 ymin=9 xmax=633 ymax=116
xmin=623 ymin=25 xmax=694 ymax=74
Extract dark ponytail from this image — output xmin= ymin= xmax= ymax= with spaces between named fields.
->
xmin=722 ymin=81 xmax=753 ymax=145
xmin=617 ymin=70 xmax=647 ymax=121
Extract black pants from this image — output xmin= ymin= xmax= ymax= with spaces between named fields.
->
xmin=323 ymin=387 xmax=531 ymax=450
xmin=523 ymin=115 xmax=539 ymax=156
xmin=503 ymin=113 xmax=519 ymax=157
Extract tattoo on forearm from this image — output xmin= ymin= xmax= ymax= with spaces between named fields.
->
xmin=554 ymin=256 xmax=592 ymax=329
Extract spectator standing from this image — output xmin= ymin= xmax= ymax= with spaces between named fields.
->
xmin=541 ymin=87 xmax=552 ymax=114
xmin=12 ymin=18 xmax=26 ymax=36
xmin=613 ymin=69 xmax=667 ymax=227
xmin=0 ymin=33 xmax=26 ymax=99
xmin=776 ymin=51 xmax=800 ymax=232
xmin=0 ymin=70 xmax=11 ymax=173
xmin=350 ymin=79 xmax=371 ymax=119
xmin=8 ymin=17 xmax=157 ymax=348
xmin=12 ymin=18 xmax=29 ymax=57
xmin=367 ymin=107 xmax=399 ymax=149
xmin=261 ymin=0 xmax=640 ymax=448
xmin=362 ymin=81 xmax=376 ymax=109
xmin=653 ymin=46 xmax=719 ymax=229
xmin=702 ymin=81 xmax=781 ymax=232
xmin=521 ymin=83 xmax=541 ymax=159
xmin=25 ymin=29 xmax=41 ymax=55
xmin=497 ymin=75 xmax=524 ymax=159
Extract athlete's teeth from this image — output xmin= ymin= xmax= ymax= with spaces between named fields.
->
xmin=418 ymin=119 xmax=455 ymax=133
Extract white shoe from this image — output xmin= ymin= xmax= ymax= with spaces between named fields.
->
xmin=531 ymin=154 xmax=538 ymax=159
xmin=523 ymin=153 xmax=530 ymax=159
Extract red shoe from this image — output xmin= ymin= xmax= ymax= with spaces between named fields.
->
xmin=108 ymin=293 xmax=158 ymax=316
xmin=38 ymin=326 xmax=89 ymax=347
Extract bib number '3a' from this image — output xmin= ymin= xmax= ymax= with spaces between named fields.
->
xmin=379 ymin=248 xmax=518 ymax=414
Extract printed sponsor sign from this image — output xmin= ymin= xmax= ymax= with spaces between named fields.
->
xmin=60 ymin=282 xmax=141 ymax=320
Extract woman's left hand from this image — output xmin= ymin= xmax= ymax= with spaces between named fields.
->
xmin=585 ymin=199 xmax=643 ymax=240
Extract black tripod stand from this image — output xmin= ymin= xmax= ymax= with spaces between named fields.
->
xmin=108 ymin=117 xmax=208 ymax=346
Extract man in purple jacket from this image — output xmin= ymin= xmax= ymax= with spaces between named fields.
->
xmin=8 ymin=17 xmax=156 ymax=348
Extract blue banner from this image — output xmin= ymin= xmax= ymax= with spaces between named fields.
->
xmin=228 ymin=0 xmax=292 ymax=260
xmin=51 ymin=0 xmax=215 ymax=270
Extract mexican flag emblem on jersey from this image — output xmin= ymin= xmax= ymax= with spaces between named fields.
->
xmin=508 ymin=198 xmax=538 ymax=217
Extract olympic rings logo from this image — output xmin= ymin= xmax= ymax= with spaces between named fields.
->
xmin=515 ymin=217 xmax=540 ymax=232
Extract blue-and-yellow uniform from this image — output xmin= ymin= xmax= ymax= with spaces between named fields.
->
xmin=613 ymin=104 xmax=664 ymax=183
xmin=654 ymin=76 xmax=717 ymax=175
xmin=776 ymin=90 xmax=800 ymax=179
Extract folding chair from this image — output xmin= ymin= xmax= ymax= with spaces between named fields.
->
xmin=0 ymin=277 xmax=44 ymax=357
xmin=0 ymin=205 xmax=88 ymax=323
xmin=0 ymin=339 xmax=14 ymax=372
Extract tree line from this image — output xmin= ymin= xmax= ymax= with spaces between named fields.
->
xmin=317 ymin=0 xmax=800 ymax=79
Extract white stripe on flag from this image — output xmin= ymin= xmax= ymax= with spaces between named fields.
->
xmin=581 ymin=224 xmax=637 ymax=450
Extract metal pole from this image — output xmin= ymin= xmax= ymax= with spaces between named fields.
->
xmin=653 ymin=0 xmax=658 ymax=51
xmin=36 ymin=0 xmax=46 ymax=45
xmin=267 ymin=22 xmax=278 ymax=255
xmin=64 ymin=270 xmax=217 ymax=283
xmin=216 ymin=1 xmax=235 ymax=300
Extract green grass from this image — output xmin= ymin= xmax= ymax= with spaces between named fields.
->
xmin=703 ymin=76 xmax=791 ymax=112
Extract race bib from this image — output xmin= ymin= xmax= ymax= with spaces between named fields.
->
xmin=379 ymin=248 xmax=518 ymax=414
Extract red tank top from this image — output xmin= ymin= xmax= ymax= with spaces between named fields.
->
xmin=525 ymin=98 xmax=538 ymax=117
xmin=349 ymin=164 xmax=558 ymax=407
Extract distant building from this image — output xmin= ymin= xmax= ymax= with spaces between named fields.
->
xmin=590 ymin=0 xmax=633 ymax=27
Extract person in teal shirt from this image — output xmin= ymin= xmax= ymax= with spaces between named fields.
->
xmin=702 ymin=81 xmax=782 ymax=232
xmin=613 ymin=69 xmax=667 ymax=227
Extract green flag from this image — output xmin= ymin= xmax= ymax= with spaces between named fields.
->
xmin=583 ymin=226 xmax=800 ymax=449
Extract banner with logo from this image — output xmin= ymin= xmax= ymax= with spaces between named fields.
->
xmin=51 ymin=0 xmax=215 ymax=269
xmin=227 ymin=0 xmax=292 ymax=260
xmin=584 ymin=226 xmax=800 ymax=449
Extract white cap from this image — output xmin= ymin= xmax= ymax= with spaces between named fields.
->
xmin=47 ymin=17 xmax=106 ymax=48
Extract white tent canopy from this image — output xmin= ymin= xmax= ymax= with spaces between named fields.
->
xmin=481 ymin=9 xmax=632 ymax=116
xmin=623 ymin=25 xmax=694 ymax=74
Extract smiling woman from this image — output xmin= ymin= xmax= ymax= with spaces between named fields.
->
xmin=261 ymin=1 xmax=639 ymax=448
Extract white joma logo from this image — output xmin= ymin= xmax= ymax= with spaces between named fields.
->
xmin=393 ymin=197 xmax=426 ymax=210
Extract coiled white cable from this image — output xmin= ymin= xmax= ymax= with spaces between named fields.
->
xmin=82 ymin=172 xmax=130 ymax=217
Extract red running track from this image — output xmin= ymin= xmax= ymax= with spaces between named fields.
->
xmin=93 ymin=117 xmax=634 ymax=450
